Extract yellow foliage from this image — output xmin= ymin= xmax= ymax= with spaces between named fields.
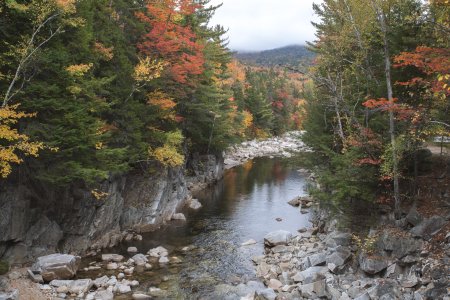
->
xmin=242 ymin=110 xmax=253 ymax=128
xmin=149 ymin=145 xmax=184 ymax=167
xmin=55 ymin=0 xmax=76 ymax=13
xmin=66 ymin=63 xmax=93 ymax=77
xmin=0 ymin=105 xmax=50 ymax=178
xmin=148 ymin=130 xmax=185 ymax=167
xmin=91 ymin=189 xmax=109 ymax=200
xmin=133 ymin=57 xmax=165 ymax=83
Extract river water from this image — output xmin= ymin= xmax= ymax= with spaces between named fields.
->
xmin=99 ymin=157 xmax=311 ymax=299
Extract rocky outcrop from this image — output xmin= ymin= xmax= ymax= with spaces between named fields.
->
xmin=0 ymin=154 xmax=224 ymax=264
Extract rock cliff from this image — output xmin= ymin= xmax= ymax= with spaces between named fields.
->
xmin=0 ymin=155 xmax=223 ymax=264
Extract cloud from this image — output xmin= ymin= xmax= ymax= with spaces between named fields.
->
xmin=208 ymin=0 xmax=321 ymax=51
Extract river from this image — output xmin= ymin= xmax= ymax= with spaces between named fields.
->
xmin=85 ymin=157 xmax=311 ymax=299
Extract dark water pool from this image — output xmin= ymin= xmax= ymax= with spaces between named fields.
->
xmin=103 ymin=157 xmax=310 ymax=299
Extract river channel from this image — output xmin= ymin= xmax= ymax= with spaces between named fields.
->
xmin=86 ymin=157 xmax=311 ymax=299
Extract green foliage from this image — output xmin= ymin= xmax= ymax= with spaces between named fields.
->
xmin=0 ymin=260 xmax=9 ymax=275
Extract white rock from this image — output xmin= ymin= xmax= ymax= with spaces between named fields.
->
xmin=171 ymin=213 xmax=186 ymax=221
xmin=118 ymin=273 xmax=125 ymax=279
xmin=116 ymin=283 xmax=132 ymax=294
xmin=106 ymin=262 xmax=118 ymax=270
xmin=159 ymin=256 xmax=169 ymax=264
xmin=127 ymin=247 xmax=138 ymax=253
xmin=101 ymin=254 xmax=124 ymax=262
xmin=148 ymin=246 xmax=169 ymax=257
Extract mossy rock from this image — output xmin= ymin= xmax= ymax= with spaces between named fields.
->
xmin=0 ymin=260 xmax=9 ymax=275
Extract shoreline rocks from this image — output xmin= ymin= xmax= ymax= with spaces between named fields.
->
xmin=224 ymin=131 xmax=311 ymax=168
xmin=253 ymin=205 xmax=449 ymax=300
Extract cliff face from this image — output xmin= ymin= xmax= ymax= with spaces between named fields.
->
xmin=0 ymin=154 xmax=223 ymax=264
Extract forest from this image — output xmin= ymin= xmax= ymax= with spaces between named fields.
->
xmin=0 ymin=0 xmax=305 ymax=186
xmin=302 ymin=0 xmax=449 ymax=217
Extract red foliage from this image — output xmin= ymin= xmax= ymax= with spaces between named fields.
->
xmin=394 ymin=46 xmax=450 ymax=95
xmin=137 ymin=0 xmax=205 ymax=84
xmin=272 ymin=101 xmax=284 ymax=109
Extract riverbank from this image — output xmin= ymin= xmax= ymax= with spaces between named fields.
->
xmin=224 ymin=131 xmax=311 ymax=169
xmin=0 ymin=133 xmax=312 ymax=300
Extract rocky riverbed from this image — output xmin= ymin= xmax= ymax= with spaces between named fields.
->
xmin=248 ymin=200 xmax=450 ymax=300
xmin=224 ymin=131 xmax=311 ymax=169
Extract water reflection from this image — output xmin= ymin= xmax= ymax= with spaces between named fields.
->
xmin=113 ymin=157 xmax=310 ymax=299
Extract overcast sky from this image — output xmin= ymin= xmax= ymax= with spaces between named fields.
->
xmin=208 ymin=0 xmax=321 ymax=51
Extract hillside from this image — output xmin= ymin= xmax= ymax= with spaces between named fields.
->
xmin=234 ymin=45 xmax=315 ymax=70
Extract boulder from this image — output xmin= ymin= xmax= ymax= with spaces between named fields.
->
xmin=148 ymin=246 xmax=168 ymax=257
xmin=116 ymin=283 xmax=132 ymax=294
xmin=106 ymin=263 xmax=118 ymax=270
xmin=307 ymin=253 xmax=327 ymax=266
xmin=267 ymin=279 xmax=282 ymax=290
xmin=264 ymin=230 xmax=292 ymax=247
xmin=93 ymin=276 xmax=109 ymax=288
xmin=127 ymin=247 xmax=138 ymax=253
xmin=292 ymin=266 xmax=328 ymax=284
xmin=31 ymin=254 xmax=80 ymax=281
xmin=256 ymin=288 xmax=277 ymax=300
xmin=101 ymin=254 xmax=124 ymax=262
xmin=94 ymin=290 xmax=114 ymax=300
xmin=287 ymin=197 xmax=301 ymax=207
xmin=358 ymin=255 xmax=388 ymax=275
xmin=131 ymin=254 xmax=148 ymax=266
xmin=171 ymin=213 xmax=186 ymax=221
xmin=188 ymin=198 xmax=202 ymax=210
xmin=50 ymin=279 xmax=93 ymax=294
xmin=406 ymin=208 xmax=423 ymax=226
xmin=0 ymin=290 xmax=18 ymax=300
xmin=298 ymin=280 xmax=326 ymax=298
xmin=410 ymin=216 xmax=446 ymax=240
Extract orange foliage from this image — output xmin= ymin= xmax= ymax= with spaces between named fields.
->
xmin=136 ymin=0 xmax=205 ymax=84
xmin=394 ymin=46 xmax=450 ymax=95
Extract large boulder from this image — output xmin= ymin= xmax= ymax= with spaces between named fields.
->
xmin=377 ymin=232 xmax=422 ymax=259
xmin=264 ymin=230 xmax=292 ymax=247
xmin=31 ymin=254 xmax=80 ymax=281
xmin=410 ymin=216 xmax=446 ymax=240
xmin=358 ymin=255 xmax=388 ymax=275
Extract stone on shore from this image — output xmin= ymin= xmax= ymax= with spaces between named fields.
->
xmin=147 ymin=246 xmax=168 ymax=257
xmin=188 ymin=198 xmax=202 ymax=210
xmin=171 ymin=213 xmax=186 ymax=221
xmin=358 ymin=255 xmax=388 ymax=275
xmin=101 ymin=254 xmax=124 ymax=262
xmin=127 ymin=247 xmax=138 ymax=253
xmin=94 ymin=290 xmax=114 ymax=300
xmin=264 ymin=230 xmax=292 ymax=247
xmin=131 ymin=254 xmax=148 ymax=266
xmin=31 ymin=254 xmax=80 ymax=281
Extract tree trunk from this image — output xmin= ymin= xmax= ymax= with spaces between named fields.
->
xmin=372 ymin=0 xmax=401 ymax=218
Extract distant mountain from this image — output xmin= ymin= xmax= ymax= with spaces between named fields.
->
xmin=234 ymin=45 xmax=315 ymax=70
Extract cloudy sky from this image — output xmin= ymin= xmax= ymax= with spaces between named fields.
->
xmin=208 ymin=0 xmax=321 ymax=51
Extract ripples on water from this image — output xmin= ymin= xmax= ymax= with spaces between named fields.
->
xmin=111 ymin=157 xmax=311 ymax=299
